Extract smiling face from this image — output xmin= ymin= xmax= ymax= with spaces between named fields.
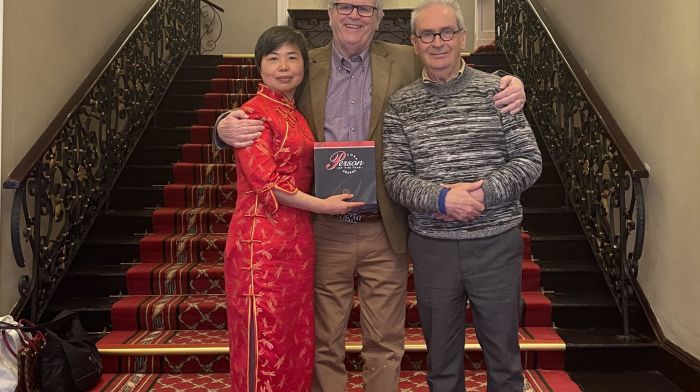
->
xmin=328 ymin=1 xmax=382 ymax=58
xmin=259 ymin=43 xmax=305 ymax=100
xmin=411 ymin=4 xmax=466 ymax=82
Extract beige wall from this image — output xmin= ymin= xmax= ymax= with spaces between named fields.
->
xmin=537 ymin=0 xmax=700 ymax=359
xmin=0 ymin=0 xmax=148 ymax=314
xmin=213 ymin=0 xmax=277 ymax=53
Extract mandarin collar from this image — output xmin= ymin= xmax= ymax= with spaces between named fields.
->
xmin=256 ymin=83 xmax=295 ymax=108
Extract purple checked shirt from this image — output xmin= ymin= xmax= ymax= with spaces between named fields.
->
xmin=323 ymin=44 xmax=372 ymax=142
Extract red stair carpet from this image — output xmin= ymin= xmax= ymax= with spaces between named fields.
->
xmin=90 ymin=56 xmax=581 ymax=391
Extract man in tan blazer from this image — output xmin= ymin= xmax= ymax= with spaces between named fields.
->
xmin=215 ymin=1 xmax=526 ymax=390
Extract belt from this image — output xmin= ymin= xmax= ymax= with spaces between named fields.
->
xmin=337 ymin=209 xmax=382 ymax=224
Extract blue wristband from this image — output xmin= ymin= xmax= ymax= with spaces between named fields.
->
xmin=437 ymin=188 xmax=449 ymax=214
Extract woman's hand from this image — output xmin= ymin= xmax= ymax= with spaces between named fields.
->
xmin=318 ymin=194 xmax=365 ymax=215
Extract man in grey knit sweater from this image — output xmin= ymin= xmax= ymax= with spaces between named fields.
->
xmin=383 ymin=1 xmax=542 ymax=391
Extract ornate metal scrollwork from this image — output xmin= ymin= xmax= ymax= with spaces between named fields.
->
xmin=496 ymin=0 xmax=648 ymax=334
xmin=4 ymin=0 xmax=211 ymax=321
xmin=200 ymin=1 xmax=223 ymax=53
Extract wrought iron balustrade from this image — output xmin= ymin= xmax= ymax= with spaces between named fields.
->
xmin=3 ymin=0 xmax=223 ymax=321
xmin=496 ymin=0 xmax=648 ymax=335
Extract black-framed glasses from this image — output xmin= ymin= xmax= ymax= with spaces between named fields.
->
xmin=334 ymin=3 xmax=377 ymax=17
xmin=415 ymin=28 xmax=462 ymax=44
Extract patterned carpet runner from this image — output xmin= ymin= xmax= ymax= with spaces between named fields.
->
xmin=90 ymin=56 xmax=581 ymax=391
xmin=94 ymin=370 xmax=578 ymax=392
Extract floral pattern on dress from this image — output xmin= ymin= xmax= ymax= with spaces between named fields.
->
xmin=224 ymin=84 xmax=316 ymax=392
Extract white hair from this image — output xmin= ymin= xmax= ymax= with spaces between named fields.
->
xmin=410 ymin=0 xmax=465 ymax=33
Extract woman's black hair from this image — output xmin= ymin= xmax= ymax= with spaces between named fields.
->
xmin=254 ymin=26 xmax=310 ymax=81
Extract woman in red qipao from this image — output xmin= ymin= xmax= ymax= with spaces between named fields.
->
xmin=224 ymin=26 xmax=363 ymax=392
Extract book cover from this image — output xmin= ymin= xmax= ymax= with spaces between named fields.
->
xmin=314 ymin=141 xmax=377 ymax=207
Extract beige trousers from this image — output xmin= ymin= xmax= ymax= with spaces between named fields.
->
xmin=311 ymin=215 xmax=408 ymax=392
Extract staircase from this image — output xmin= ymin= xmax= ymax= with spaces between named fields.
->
xmin=46 ymin=54 xmax=684 ymax=391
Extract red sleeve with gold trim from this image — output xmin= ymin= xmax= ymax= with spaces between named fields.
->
xmin=233 ymin=105 xmax=298 ymax=213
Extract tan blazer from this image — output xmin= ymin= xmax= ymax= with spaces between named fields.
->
xmin=297 ymin=41 xmax=421 ymax=254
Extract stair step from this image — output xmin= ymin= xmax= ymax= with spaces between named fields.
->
xmin=181 ymin=143 xmax=233 ymax=164
xmin=109 ymin=290 xmax=552 ymax=330
xmin=159 ymin=93 xmax=255 ymax=111
xmin=137 ymin=232 xmax=531 ymax=264
xmin=215 ymin=64 xmax=260 ymax=79
xmin=105 ymin=184 xmax=563 ymax=212
xmin=96 ymin=326 xmax=566 ymax=373
xmin=151 ymin=207 xmax=231 ymax=233
xmin=108 ymin=186 xmax=164 ymax=210
xmin=529 ymin=233 xmax=594 ymax=260
xmin=536 ymin=162 xmax=561 ymax=185
xmin=209 ymin=78 xmax=261 ymax=94
xmin=126 ymin=258 xmax=541 ymax=295
xmin=189 ymin=125 xmax=215 ymax=143
xmin=116 ymin=165 xmax=174 ymax=186
xmin=56 ymin=264 xmax=129 ymax=297
xmin=154 ymin=110 xmax=199 ymax=128
xmin=557 ymin=328 xmax=660 ymax=372
xmin=172 ymin=163 xmax=236 ymax=185
xmin=44 ymin=296 xmax=119 ymax=331
xmin=547 ymin=292 xmax=619 ymax=328
xmin=92 ymin=370 xmax=582 ymax=391
xmin=171 ymin=66 xmax=218 ymax=81
xmin=76 ymin=236 xmax=142 ymax=266
xmin=92 ymin=209 xmax=154 ymax=236
xmin=569 ymin=371 xmax=683 ymax=392
xmin=520 ymin=183 xmax=566 ymax=208
xmin=140 ymin=205 xmax=576 ymax=235
xmin=162 ymin=184 xmax=237 ymax=208
xmin=126 ymin=262 xmax=225 ymax=295
xmin=168 ymin=78 xmax=260 ymax=95
xmin=522 ymin=207 xmax=581 ymax=233
xmin=139 ymin=126 xmax=194 ymax=146
xmin=129 ymin=146 xmax=182 ymax=165
xmin=537 ymin=259 xmax=607 ymax=293
xmin=117 ymin=162 xmax=557 ymax=190
xmin=168 ymin=80 xmax=217 ymax=95
xmin=181 ymin=55 xmax=225 ymax=67
xmin=139 ymin=233 xmax=227 ymax=263
xmin=159 ymin=94 xmax=206 ymax=110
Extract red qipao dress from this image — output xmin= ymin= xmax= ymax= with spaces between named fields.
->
xmin=224 ymin=84 xmax=316 ymax=391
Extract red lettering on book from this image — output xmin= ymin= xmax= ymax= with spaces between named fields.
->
xmin=326 ymin=151 xmax=347 ymax=170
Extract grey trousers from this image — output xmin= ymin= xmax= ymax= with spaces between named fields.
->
xmin=408 ymin=227 xmax=524 ymax=392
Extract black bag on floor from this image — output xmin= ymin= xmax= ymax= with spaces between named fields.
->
xmin=39 ymin=310 xmax=102 ymax=391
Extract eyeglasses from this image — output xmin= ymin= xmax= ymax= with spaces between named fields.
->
xmin=334 ymin=3 xmax=378 ymax=17
xmin=415 ymin=28 xmax=462 ymax=44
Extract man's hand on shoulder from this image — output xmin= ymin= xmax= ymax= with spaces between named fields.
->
xmin=216 ymin=109 xmax=265 ymax=148
xmin=493 ymin=75 xmax=526 ymax=114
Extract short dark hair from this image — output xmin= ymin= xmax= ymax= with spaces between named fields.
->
xmin=254 ymin=26 xmax=310 ymax=80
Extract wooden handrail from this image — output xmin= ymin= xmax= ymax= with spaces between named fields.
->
xmin=201 ymin=0 xmax=224 ymax=13
xmin=527 ymin=0 xmax=648 ymax=179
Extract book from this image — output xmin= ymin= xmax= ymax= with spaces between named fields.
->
xmin=314 ymin=141 xmax=377 ymax=208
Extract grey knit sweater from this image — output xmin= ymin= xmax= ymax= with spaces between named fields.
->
xmin=382 ymin=66 xmax=542 ymax=240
